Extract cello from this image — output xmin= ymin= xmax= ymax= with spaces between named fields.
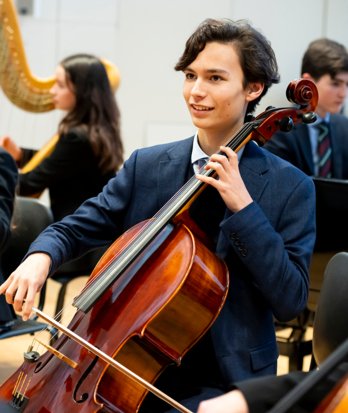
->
xmin=0 ymin=79 xmax=318 ymax=412
xmin=313 ymin=375 xmax=348 ymax=413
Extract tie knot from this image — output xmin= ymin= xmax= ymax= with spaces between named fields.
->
xmin=197 ymin=157 xmax=208 ymax=168
xmin=194 ymin=157 xmax=209 ymax=174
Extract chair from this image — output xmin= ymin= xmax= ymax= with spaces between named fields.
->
xmin=276 ymin=251 xmax=348 ymax=372
xmin=275 ymin=257 xmax=319 ymax=371
xmin=275 ymin=252 xmax=333 ymax=371
xmin=275 ymin=178 xmax=348 ymax=371
xmin=311 ymin=251 xmax=348 ymax=367
xmin=275 ymin=308 xmax=314 ymax=371
xmin=266 ymin=252 xmax=348 ymax=413
xmin=307 ymin=177 xmax=348 ymax=323
xmin=0 ymin=196 xmax=54 ymax=339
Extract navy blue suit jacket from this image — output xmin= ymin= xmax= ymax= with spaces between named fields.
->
xmin=264 ymin=113 xmax=348 ymax=178
xmin=0 ymin=148 xmax=18 ymax=323
xmin=28 ymin=137 xmax=315 ymax=388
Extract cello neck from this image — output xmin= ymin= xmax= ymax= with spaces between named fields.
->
xmin=73 ymin=121 xmax=256 ymax=312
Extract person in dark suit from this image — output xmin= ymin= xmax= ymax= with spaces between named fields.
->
xmin=0 ymin=19 xmax=316 ymax=412
xmin=264 ymin=38 xmax=348 ymax=178
xmin=197 ymin=325 xmax=348 ymax=413
xmin=0 ymin=54 xmax=124 ymax=221
xmin=0 ymin=147 xmax=18 ymax=332
xmin=196 ymin=362 xmax=348 ymax=413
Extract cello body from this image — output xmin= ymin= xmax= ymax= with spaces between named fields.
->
xmin=313 ymin=375 xmax=348 ymax=413
xmin=0 ymin=221 xmax=228 ymax=412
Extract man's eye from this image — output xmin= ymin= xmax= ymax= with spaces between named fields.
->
xmin=211 ymin=75 xmax=222 ymax=82
xmin=185 ymin=73 xmax=195 ymax=80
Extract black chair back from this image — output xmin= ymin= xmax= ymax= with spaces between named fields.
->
xmin=2 ymin=196 xmax=53 ymax=277
xmin=312 ymin=251 xmax=348 ymax=366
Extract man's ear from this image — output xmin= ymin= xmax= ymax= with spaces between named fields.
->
xmin=246 ymin=82 xmax=264 ymax=102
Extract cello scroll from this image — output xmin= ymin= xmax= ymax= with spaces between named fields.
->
xmin=250 ymin=78 xmax=318 ymax=147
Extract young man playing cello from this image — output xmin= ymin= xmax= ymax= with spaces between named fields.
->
xmin=0 ymin=18 xmax=316 ymax=413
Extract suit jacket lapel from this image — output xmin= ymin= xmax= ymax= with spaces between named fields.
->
xmin=239 ymin=141 xmax=270 ymax=202
xmin=158 ymin=137 xmax=194 ymax=208
xmin=298 ymin=125 xmax=315 ymax=176
xmin=158 ymin=138 xmax=269 ymax=206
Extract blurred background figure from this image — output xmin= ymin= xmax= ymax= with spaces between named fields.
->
xmin=264 ymin=39 xmax=348 ymax=369
xmin=0 ymin=147 xmax=17 ymax=333
xmin=264 ymin=38 xmax=348 ymax=179
xmin=0 ymin=53 xmax=124 ymax=221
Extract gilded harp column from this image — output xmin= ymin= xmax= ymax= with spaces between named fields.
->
xmin=0 ymin=0 xmax=55 ymax=113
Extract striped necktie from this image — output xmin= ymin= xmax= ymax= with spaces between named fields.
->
xmin=194 ymin=157 xmax=208 ymax=174
xmin=317 ymin=121 xmax=332 ymax=178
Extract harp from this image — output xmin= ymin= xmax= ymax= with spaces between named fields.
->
xmin=0 ymin=0 xmax=120 ymax=172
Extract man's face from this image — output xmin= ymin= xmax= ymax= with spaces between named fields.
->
xmin=182 ymin=41 xmax=259 ymax=143
xmin=313 ymin=72 xmax=348 ymax=118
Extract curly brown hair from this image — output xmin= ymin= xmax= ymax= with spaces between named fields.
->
xmin=175 ymin=18 xmax=280 ymax=116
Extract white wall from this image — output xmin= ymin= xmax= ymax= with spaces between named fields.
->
xmin=1 ymin=0 xmax=348 ymax=158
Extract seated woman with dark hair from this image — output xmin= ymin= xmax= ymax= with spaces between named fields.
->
xmin=0 ymin=53 xmax=124 ymax=221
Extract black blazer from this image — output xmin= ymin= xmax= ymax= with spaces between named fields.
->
xmin=264 ymin=113 xmax=348 ymax=179
xmin=18 ymin=128 xmax=115 ymax=221
xmin=237 ymin=361 xmax=348 ymax=413
xmin=0 ymin=148 xmax=18 ymax=323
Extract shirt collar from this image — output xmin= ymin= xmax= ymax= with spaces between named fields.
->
xmin=310 ymin=112 xmax=331 ymax=127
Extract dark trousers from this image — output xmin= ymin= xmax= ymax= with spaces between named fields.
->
xmin=139 ymin=333 xmax=225 ymax=412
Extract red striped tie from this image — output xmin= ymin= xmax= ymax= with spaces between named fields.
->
xmin=317 ymin=122 xmax=332 ymax=178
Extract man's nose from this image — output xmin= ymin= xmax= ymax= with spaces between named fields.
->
xmin=191 ymin=79 xmax=206 ymax=96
